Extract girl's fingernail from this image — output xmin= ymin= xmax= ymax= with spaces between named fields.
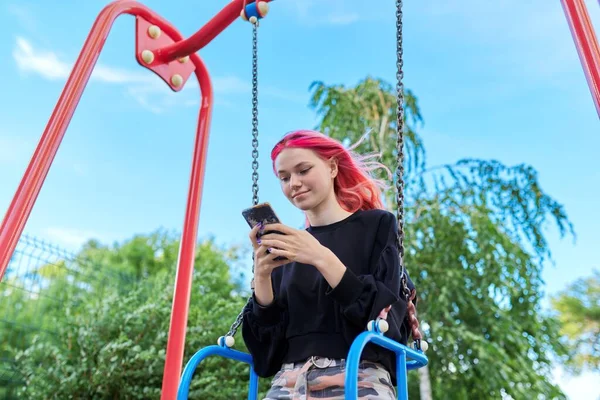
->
xmin=257 ymin=239 xmax=261 ymax=244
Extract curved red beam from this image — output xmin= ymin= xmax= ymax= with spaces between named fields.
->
xmin=561 ymin=0 xmax=600 ymax=118
xmin=155 ymin=0 xmax=274 ymax=64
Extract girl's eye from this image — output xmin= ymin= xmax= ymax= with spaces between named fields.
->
xmin=299 ymin=167 xmax=312 ymax=175
xmin=280 ymin=176 xmax=290 ymax=182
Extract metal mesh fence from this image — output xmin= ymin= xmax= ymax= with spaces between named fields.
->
xmin=0 ymin=234 xmax=134 ymax=399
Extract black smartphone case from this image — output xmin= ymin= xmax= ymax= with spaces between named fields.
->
xmin=242 ymin=203 xmax=287 ymax=261
xmin=242 ymin=203 xmax=280 ymax=228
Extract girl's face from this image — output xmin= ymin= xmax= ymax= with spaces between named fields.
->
xmin=274 ymin=148 xmax=337 ymax=211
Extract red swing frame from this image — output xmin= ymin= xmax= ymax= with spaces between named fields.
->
xmin=0 ymin=1 xmax=272 ymax=398
xmin=560 ymin=0 xmax=600 ymax=117
xmin=0 ymin=0 xmax=597 ymax=399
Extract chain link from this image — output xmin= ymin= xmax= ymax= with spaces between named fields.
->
xmin=395 ymin=0 xmax=411 ymax=303
xmin=251 ymin=22 xmax=260 ymax=208
xmin=395 ymin=0 xmax=423 ymax=348
xmin=225 ymin=19 xmax=260 ymax=340
xmin=225 ymin=304 xmax=247 ymax=339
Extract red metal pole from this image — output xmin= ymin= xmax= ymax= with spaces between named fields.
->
xmin=159 ymin=60 xmax=213 ymax=400
xmin=0 ymin=0 xmax=223 ymax=398
xmin=0 ymin=1 xmax=123 ymax=280
xmin=561 ymin=0 xmax=600 ymax=117
xmin=155 ymin=0 xmax=273 ymax=64
xmin=0 ymin=0 xmax=175 ymax=287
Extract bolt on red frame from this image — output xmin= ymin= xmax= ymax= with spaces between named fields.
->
xmin=561 ymin=0 xmax=600 ymax=118
xmin=0 ymin=0 xmax=271 ymax=398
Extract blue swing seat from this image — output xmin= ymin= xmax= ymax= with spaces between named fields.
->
xmin=177 ymin=330 xmax=428 ymax=400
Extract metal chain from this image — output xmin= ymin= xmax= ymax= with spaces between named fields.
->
xmin=251 ymin=21 xmax=260 ymax=208
xmin=225 ymin=19 xmax=260 ymax=341
xmin=395 ymin=0 xmax=424 ymax=349
xmin=395 ymin=0 xmax=411 ymax=303
xmin=225 ymin=309 xmax=246 ymax=340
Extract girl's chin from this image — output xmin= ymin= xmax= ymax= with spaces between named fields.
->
xmin=292 ymin=196 xmax=314 ymax=209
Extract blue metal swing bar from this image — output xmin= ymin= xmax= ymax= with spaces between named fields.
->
xmin=177 ymin=331 xmax=428 ymax=400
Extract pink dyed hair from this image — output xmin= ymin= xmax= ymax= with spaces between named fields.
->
xmin=270 ymin=130 xmax=389 ymax=213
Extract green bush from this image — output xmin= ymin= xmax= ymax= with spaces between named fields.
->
xmin=13 ymin=240 xmax=269 ymax=399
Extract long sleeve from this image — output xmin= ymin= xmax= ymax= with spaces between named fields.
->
xmin=241 ymin=293 xmax=288 ymax=378
xmin=237 ymin=209 xmax=418 ymax=384
xmin=325 ymin=212 xmax=405 ymax=329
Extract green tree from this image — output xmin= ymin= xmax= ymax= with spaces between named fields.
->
xmin=310 ymin=76 xmax=573 ymax=399
xmin=77 ymin=229 xmax=182 ymax=280
xmin=13 ymin=237 xmax=262 ymax=399
xmin=0 ymin=276 xmax=47 ymax=400
xmin=310 ymin=77 xmax=424 ymax=207
xmin=0 ymin=252 xmax=126 ymax=399
xmin=0 ymin=235 xmax=141 ymax=386
xmin=551 ymin=269 xmax=600 ymax=373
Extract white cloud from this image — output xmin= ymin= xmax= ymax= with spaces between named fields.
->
xmin=11 ymin=37 xmax=304 ymax=114
xmin=12 ymin=36 xmax=172 ymax=113
xmin=280 ymin=0 xmax=362 ymax=26
xmin=213 ymin=75 xmax=251 ymax=94
xmin=93 ymin=65 xmax=154 ymax=84
xmin=0 ymin=135 xmax=35 ymax=164
xmin=415 ymin=0 xmax=599 ymax=85
xmin=43 ymin=227 xmax=110 ymax=249
xmin=11 ymin=37 xmax=250 ymax=113
xmin=125 ymin=83 xmax=172 ymax=114
xmin=13 ymin=37 xmax=71 ymax=80
xmin=11 ymin=36 xmax=249 ymax=93
xmin=262 ymin=86 xmax=307 ymax=103
xmin=6 ymin=4 xmax=37 ymax=32
xmin=13 ymin=36 xmax=154 ymax=84
xmin=325 ymin=13 xmax=360 ymax=25
xmin=123 ymin=76 xmax=252 ymax=114
xmin=71 ymin=163 xmax=88 ymax=177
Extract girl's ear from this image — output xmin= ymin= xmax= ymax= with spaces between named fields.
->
xmin=330 ymin=158 xmax=339 ymax=178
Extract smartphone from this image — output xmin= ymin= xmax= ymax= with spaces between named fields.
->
xmin=242 ymin=202 xmax=287 ymax=261
xmin=242 ymin=202 xmax=282 ymax=230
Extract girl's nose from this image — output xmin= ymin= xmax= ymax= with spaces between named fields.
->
xmin=289 ymin=174 xmax=302 ymax=188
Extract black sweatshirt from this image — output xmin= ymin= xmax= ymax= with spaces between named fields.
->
xmin=241 ymin=209 xmax=414 ymax=382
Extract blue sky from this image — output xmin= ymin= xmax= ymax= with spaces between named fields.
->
xmin=0 ymin=0 xmax=599 ymax=397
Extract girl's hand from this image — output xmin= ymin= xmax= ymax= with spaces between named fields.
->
xmin=248 ymin=223 xmax=289 ymax=279
xmin=258 ymin=223 xmax=329 ymax=266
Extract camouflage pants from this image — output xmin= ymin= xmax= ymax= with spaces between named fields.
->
xmin=263 ymin=357 xmax=396 ymax=399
